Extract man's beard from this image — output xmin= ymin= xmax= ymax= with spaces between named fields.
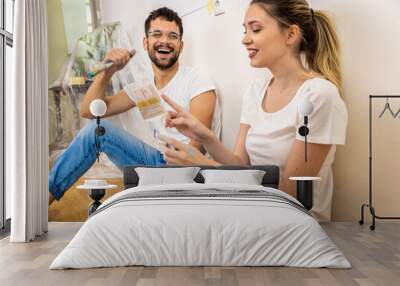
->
xmin=148 ymin=45 xmax=181 ymax=70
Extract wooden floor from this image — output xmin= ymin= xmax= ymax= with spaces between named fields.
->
xmin=48 ymin=177 xmax=124 ymax=222
xmin=0 ymin=222 xmax=399 ymax=286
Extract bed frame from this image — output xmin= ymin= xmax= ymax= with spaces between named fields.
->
xmin=123 ymin=165 xmax=280 ymax=189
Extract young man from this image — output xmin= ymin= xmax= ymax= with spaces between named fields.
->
xmin=49 ymin=7 xmax=220 ymax=204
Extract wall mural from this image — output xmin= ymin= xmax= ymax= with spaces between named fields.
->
xmin=48 ymin=0 xmax=225 ymax=180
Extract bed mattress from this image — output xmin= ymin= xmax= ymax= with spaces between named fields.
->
xmin=50 ymin=183 xmax=350 ymax=269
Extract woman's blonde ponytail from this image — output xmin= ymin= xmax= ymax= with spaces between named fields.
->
xmin=250 ymin=0 xmax=343 ymax=95
xmin=307 ymin=10 xmax=342 ymax=95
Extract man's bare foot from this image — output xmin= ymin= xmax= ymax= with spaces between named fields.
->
xmin=49 ymin=193 xmax=55 ymax=206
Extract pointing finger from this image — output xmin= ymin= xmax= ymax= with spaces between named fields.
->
xmin=161 ymin=95 xmax=184 ymax=112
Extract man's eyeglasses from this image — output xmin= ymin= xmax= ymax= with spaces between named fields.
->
xmin=148 ymin=30 xmax=181 ymax=42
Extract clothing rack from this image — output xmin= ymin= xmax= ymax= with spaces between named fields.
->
xmin=359 ymin=95 xmax=400 ymax=230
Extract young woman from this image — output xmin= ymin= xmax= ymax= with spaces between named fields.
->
xmin=161 ymin=0 xmax=348 ymax=221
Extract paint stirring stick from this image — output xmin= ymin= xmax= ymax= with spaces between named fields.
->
xmin=87 ymin=49 xmax=136 ymax=79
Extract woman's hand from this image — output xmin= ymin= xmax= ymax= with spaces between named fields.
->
xmin=162 ymin=95 xmax=215 ymax=144
xmin=160 ymin=135 xmax=213 ymax=166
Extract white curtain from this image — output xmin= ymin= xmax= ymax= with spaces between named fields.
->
xmin=7 ymin=0 xmax=49 ymax=242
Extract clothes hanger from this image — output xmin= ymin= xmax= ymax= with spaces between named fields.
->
xmin=393 ymin=105 xmax=400 ymax=118
xmin=378 ymin=97 xmax=395 ymax=118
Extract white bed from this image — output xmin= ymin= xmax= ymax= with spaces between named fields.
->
xmin=50 ymin=183 xmax=351 ymax=269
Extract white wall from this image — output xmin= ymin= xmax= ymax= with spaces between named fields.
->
xmin=101 ymin=0 xmax=400 ymax=221
xmin=309 ymin=0 xmax=400 ymax=221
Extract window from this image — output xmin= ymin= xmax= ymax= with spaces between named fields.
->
xmin=61 ymin=0 xmax=97 ymax=54
xmin=0 ymin=0 xmax=14 ymax=236
xmin=5 ymin=0 xmax=14 ymax=33
xmin=85 ymin=0 xmax=93 ymax=32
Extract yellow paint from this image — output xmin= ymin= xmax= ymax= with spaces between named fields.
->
xmin=136 ymin=97 xmax=161 ymax=108
xmin=69 ymin=76 xmax=85 ymax=85
xmin=207 ymin=0 xmax=214 ymax=14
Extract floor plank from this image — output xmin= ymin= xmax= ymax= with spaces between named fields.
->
xmin=0 ymin=222 xmax=399 ymax=286
xmin=48 ymin=178 xmax=124 ymax=222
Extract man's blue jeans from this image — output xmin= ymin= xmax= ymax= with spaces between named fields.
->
xmin=49 ymin=120 xmax=166 ymax=200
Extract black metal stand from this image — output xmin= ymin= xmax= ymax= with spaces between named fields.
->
xmin=298 ymin=116 xmax=309 ymax=162
xmin=359 ymin=95 xmax=400 ymax=230
xmin=95 ymin=116 xmax=106 ymax=162
xmin=290 ymin=177 xmax=319 ymax=210
xmin=296 ymin=180 xmax=313 ymax=210
xmin=88 ymin=188 xmax=105 ymax=216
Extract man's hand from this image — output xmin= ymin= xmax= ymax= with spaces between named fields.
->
xmin=102 ymin=48 xmax=135 ymax=77
xmin=160 ymin=135 xmax=214 ymax=166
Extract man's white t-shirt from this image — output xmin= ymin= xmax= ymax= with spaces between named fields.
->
xmin=124 ymin=65 xmax=221 ymax=148
xmin=240 ymin=76 xmax=348 ymax=221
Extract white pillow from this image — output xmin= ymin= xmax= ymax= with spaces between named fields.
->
xmin=136 ymin=167 xmax=200 ymax=186
xmin=200 ymin=169 xmax=266 ymax=185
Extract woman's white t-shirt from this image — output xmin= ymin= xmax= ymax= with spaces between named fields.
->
xmin=240 ymin=76 xmax=348 ymax=221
